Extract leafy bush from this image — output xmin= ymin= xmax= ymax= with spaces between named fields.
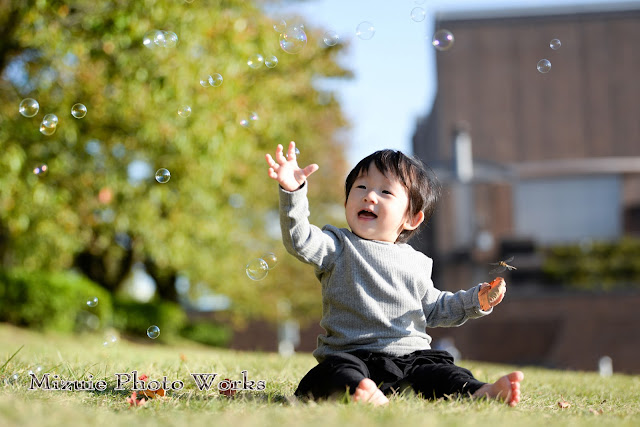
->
xmin=180 ymin=321 xmax=233 ymax=348
xmin=112 ymin=298 xmax=187 ymax=343
xmin=542 ymin=238 xmax=640 ymax=290
xmin=0 ymin=269 xmax=112 ymax=332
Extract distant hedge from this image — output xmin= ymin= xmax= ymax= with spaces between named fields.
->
xmin=0 ymin=269 xmax=112 ymax=332
xmin=180 ymin=321 xmax=233 ymax=348
xmin=112 ymin=299 xmax=187 ymax=343
xmin=543 ymin=237 xmax=640 ymax=290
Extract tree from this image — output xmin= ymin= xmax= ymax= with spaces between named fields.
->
xmin=0 ymin=0 xmax=351 ymax=324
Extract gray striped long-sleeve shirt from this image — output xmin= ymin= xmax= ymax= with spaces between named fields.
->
xmin=279 ymin=183 xmax=490 ymax=362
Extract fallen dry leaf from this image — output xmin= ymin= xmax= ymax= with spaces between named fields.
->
xmin=219 ymin=379 xmax=237 ymax=397
xmin=557 ymin=395 xmax=571 ymax=409
xmin=126 ymin=392 xmax=147 ymax=407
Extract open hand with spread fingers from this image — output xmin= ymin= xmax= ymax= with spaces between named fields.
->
xmin=265 ymin=141 xmax=319 ymax=192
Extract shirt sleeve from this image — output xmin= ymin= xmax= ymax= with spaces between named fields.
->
xmin=278 ymin=183 xmax=343 ymax=271
xmin=423 ymin=282 xmax=490 ymax=328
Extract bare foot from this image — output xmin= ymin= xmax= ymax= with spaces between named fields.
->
xmin=352 ymin=378 xmax=389 ymax=406
xmin=472 ymin=371 xmax=524 ymax=407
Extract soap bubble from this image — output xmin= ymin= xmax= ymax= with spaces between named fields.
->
xmin=33 ymin=164 xmax=48 ymax=176
xmin=71 ymin=103 xmax=87 ymax=119
xmin=261 ymin=252 xmax=278 ymax=269
xmin=19 ymin=98 xmax=39 ymax=117
xmin=163 ymin=31 xmax=178 ymax=48
xmin=250 ymin=112 xmax=259 ymax=121
xmin=285 ymin=147 xmax=300 ymax=158
xmin=323 ymin=30 xmax=340 ymax=46
xmin=247 ymin=53 xmax=264 ymax=69
xmin=537 ymin=59 xmax=552 ymax=73
xmin=86 ymin=297 xmax=99 ymax=307
xmin=155 ymin=168 xmax=171 ymax=183
xmin=264 ymin=55 xmax=278 ymax=68
xmin=239 ymin=118 xmax=250 ymax=128
xmin=356 ymin=21 xmax=375 ymax=40
xmin=432 ymin=29 xmax=455 ymax=51
xmin=550 ymin=38 xmax=562 ymax=50
xmin=39 ymin=124 xmax=56 ymax=136
xmin=178 ymin=105 xmax=191 ymax=117
xmin=209 ymin=73 xmax=223 ymax=87
xmin=273 ymin=19 xmax=287 ymax=33
xmin=42 ymin=113 xmax=58 ymax=127
xmin=103 ymin=333 xmax=118 ymax=347
xmin=246 ymin=258 xmax=269 ymax=280
xmin=200 ymin=73 xmax=223 ymax=87
xmin=410 ymin=7 xmax=426 ymax=22
xmin=143 ymin=30 xmax=162 ymax=49
xmin=147 ymin=325 xmax=160 ymax=339
xmin=279 ymin=25 xmax=307 ymax=54
xmin=39 ymin=114 xmax=58 ymax=136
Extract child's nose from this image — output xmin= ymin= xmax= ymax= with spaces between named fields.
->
xmin=363 ymin=191 xmax=378 ymax=203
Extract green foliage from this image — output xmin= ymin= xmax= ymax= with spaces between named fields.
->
xmin=112 ymin=298 xmax=187 ymax=342
xmin=180 ymin=321 xmax=233 ymax=347
xmin=0 ymin=0 xmax=351 ymax=323
xmin=0 ymin=269 xmax=112 ymax=332
xmin=542 ymin=238 xmax=640 ymax=290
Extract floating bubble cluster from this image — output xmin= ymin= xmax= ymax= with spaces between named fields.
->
xmin=143 ymin=30 xmax=178 ymax=49
xmin=147 ymin=325 xmax=160 ymax=339
xmin=279 ymin=25 xmax=307 ymax=54
xmin=432 ymin=29 xmax=455 ymax=51
xmin=537 ymin=59 xmax=552 ymax=73
xmin=39 ymin=113 xmax=58 ymax=136
xmin=356 ymin=21 xmax=375 ymax=40
xmin=200 ymin=73 xmax=223 ymax=87
xmin=71 ymin=103 xmax=87 ymax=119
xmin=155 ymin=168 xmax=171 ymax=183
xmin=19 ymin=98 xmax=39 ymax=117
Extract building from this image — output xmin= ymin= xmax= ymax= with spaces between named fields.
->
xmin=411 ymin=2 xmax=640 ymax=373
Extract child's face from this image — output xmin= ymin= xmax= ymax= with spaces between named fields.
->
xmin=345 ymin=165 xmax=424 ymax=243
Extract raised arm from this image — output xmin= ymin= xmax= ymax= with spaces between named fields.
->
xmin=265 ymin=141 xmax=319 ymax=192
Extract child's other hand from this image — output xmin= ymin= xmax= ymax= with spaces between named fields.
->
xmin=479 ymin=278 xmax=506 ymax=310
xmin=265 ymin=141 xmax=319 ymax=192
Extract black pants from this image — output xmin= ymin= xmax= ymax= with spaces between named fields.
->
xmin=295 ymin=349 xmax=485 ymax=401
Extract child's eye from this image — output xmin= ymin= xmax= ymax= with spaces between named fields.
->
xmin=382 ymin=190 xmax=392 ymax=195
xmin=356 ymin=185 xmax=366 ymax=189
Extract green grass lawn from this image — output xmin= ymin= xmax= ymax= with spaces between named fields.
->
xmin=1 ymin=323 xmax=639 ymax=427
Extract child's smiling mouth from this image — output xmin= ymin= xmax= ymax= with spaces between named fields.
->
xmin=358 ymin=210 xmax=378 ymax=219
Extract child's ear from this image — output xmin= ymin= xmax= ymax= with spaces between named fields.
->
xmin=403 ymin=211 xmax=424 ymax=231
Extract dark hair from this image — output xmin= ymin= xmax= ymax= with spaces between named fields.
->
xmin=345 ymin=149 xmax=440 ymax=243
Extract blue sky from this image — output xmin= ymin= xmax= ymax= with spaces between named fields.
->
xmin=268 ymin=0 xmax=637 ymax=167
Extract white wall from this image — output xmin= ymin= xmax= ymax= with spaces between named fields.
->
xmin=514 ymin=175 xmax=622 ymax=244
